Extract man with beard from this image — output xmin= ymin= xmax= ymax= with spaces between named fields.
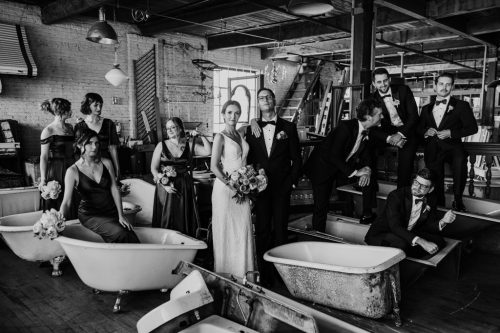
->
xmin=418 ymin=73 xmax=478 ymax=211
xmin=365 ymin=168 xmax=456 ymax=258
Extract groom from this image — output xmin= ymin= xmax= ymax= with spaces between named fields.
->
xmin=246 ymin=87 xmax=302 ymax=286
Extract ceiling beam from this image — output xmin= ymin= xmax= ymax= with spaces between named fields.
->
xmin=140 ymin=1 xmax=261 ymax=35
xmin=374 ymin=0 xmax=496 ymax=47
xmin=385 ymin=60 xmax=484 ymax=74
xmin=41 ymin=0 xmax=113 ymax=25
xmin=427 ymin=0 xmax=500 ymax=19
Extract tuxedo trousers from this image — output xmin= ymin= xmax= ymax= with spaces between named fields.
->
xmin=424 ymin=141 xmax=468 ymax=205
xmin=311 ymin=171 xmax=377 ymax=232
xmin=254 ymin=183 xmax=292 ymax=285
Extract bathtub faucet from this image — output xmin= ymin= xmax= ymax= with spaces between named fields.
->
xmin=243 ymin=270 xmax=260 ymax=286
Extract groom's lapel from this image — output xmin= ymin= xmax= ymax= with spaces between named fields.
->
xmin=269 ymin=118 xmax=283 ymax=158
xmin=256 ymin=126 xmax=268 ymax=159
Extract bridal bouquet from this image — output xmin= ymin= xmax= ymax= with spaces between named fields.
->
xmin=227 ymin=165 xmax=268 ymax=204
xmin=157 ymin=165 xmax=177 ymax=186
xmin=33 ymin=209 xmax=66 ymax=240
xmin=40 ymin=180 xmax=62 ymax=200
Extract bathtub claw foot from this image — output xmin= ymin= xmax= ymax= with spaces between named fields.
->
xmin=49 ymin=255 xmax=65 ymax=277
xmin=388 ymin=270 xmax=402 ymax=327
xmin=113 ymin=290 xmax=129 ymax=314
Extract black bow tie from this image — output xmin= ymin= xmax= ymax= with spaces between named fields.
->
xmin=414 ymin=198 xmax=424 ymax=204
xmin=259 ymin=120 xmax=276 ymax=127
xmin=435 ymin=99 xmax=447 ymax=106
xmin=380 ymin=94 xmax=391 ymax=99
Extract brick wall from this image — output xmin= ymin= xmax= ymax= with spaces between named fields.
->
xmin=0 ymin=0 xmax=340 ymax=160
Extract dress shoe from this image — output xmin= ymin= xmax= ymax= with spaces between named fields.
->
xmin=360 ymin=213 xmax=377 ymax=225
xmin=452 ymin=200 xmax=467 ymax=212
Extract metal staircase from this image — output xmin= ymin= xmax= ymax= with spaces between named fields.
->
xmin=277 ymin=59 xmax=324 ymax=123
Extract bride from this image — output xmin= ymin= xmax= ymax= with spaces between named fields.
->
xmin=210 ymin=100 xmax=255 ymax=278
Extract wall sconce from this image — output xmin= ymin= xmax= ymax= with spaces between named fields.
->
xmin=86 ymin=7 xmax=118 ymax=45
xmin=105 ymin=47 xmax=128 ymax=87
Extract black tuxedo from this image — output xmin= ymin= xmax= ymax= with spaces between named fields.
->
xmin=370 ymin=85 xmax=419 ymax=188
xmin=245 ymin=117 xmax=301 ymax=284
xmin=365 ymin=186 xmax=445 ymax=258
xmin=418 ymin=97 xmax=478 ymax=205
xmin=304 ymin=119 xmax=377 ymax=231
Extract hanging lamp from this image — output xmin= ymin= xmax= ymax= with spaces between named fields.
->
xmin=105 ymin=47 xmax=128 ymax=86
xmin=86 ymin=7 xmax=118 ymax=44
xmin=288 ymin=0 xmax=333 ymax=16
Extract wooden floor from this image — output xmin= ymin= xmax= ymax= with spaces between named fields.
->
xmin=1 ymin=239 xmax=500 ymax=333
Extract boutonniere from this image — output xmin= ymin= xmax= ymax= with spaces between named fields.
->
xmin=276 ymin=131 xmax=288 ymax=140
xmin=392 ymin=99 xmax=400 ymax=107
xmin=445 ymin=105 xmax=454 ymax=115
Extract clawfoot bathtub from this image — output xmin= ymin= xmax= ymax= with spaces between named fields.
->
xmin=264 ymin=242 xmax=405 ymax=326
xmin=56 ymin=225 xmax=207 ymax=312
xmin=0 ymin=211 xmax=79 ymax=276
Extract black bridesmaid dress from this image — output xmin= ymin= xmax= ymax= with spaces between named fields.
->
xmin=76 ymin=163 xmax=139 ymax=243
xmin=152 ymin=141 xmax=198 ymax=237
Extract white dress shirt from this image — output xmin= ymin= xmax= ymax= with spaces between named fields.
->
xmin=432 ymin=98 xmax=449 ymax=128
xmin=380 ymin=91 xmax=404 ymax=127
xmin=408 ymin=196 xmax=424 ymax=231
xmin=262 ymin=115 xmax=277 ymax=156
xmin=346 ymin=121 xmax=366 ymax=162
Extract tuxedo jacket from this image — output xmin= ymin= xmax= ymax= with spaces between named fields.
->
xmin=304 ymin=119 xmax=374 ymax=184
xmin=245 ymin=117 xmax=302 ymax=188
xmin=418 ymin=97 xmax=478 ymax=150
xmin=370 ymin=84 xmax=419 ymax=143
xmin=366 ymin=186 xmax=441 ymax=245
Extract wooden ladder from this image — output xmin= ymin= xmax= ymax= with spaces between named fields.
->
xmin=278 ymin=59 xmax=324 ymax=123
xmin=316 ymin=80 xmax=334 ymax=136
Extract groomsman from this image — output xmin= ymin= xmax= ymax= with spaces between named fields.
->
xmin=418 ymin=73 xmax=478 ymax=211
xmin=365 ymin=168 xmax=456 ymax=258
xmin=245 ymin=88 xmax=302 ymax=286
xmin=304 ymin=99 xmax=383 ymax=230
xmin=370 ymin=67 xmax=420 ymax=188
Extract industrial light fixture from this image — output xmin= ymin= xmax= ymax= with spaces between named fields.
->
xmin=105 ymin=47 xmax=128 ymax=87
xmin=86 ymin=7 xmax=118 ymax=44
xmin=288 ymin=0 xmax=333 ymax=16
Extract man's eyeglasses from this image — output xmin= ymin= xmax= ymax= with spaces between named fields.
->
xmin=413 ymin=179 xmax=431 ymax=190
xmin=258 ymin=96 xmax=273 ymax=101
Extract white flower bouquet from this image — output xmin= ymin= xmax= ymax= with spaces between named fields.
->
xmin=40 ymin=180 xmax=62 ymax=200
xmin=157 ymin=165 xmax=177 ymax=186
xmin=33 ymin=209 xmax=66 ymax=240
xmin=227 ymin=165 xmax=268 ymax=204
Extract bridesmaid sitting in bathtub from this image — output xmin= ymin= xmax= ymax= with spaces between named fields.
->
xmin=59 ymin=128 xmax=139 ymax=243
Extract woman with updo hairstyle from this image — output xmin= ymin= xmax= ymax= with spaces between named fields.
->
xmin=59 ymin=128 xmax=139 ymax=243
xmin=74 ymin=93 xmax=121 ymax=179
xmin=39 ymin=98 xmax=77 ymax=217
xmin=150 ymin=117 xmax=211 ymax=236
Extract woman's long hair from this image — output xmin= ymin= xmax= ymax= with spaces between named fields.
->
xmin=74 ymin=128 xmax=100 ymax=158
xmin=166 ymin=117 xmax=186 ymax=138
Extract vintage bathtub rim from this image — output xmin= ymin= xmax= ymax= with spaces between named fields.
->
xmin=338 ymin=180 xmax=500 ymax=224
xmin=264 ymin=241 xmax=405 ymax=274
xmin=0 ymin=213 xmax=80 ymax=232
xmin=56 ymin=227 xmax=207 ymax=250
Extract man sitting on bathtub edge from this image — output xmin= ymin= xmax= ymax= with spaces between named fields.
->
xmin=365 ymin=168 xmax=456 ymax=258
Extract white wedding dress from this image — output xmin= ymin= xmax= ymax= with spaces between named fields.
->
xmin=211 ymin=132 xmax=255 ymax=278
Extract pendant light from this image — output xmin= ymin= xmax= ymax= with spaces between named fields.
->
xmin=105 ymin=47 xmax=128 ymax=87
xmin=288 ymin=0 xmax=334 ymax=16
xmin=86 ymin=7 xmax=118 ymax=45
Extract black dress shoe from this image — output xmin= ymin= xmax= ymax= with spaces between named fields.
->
xmin=452 ymin=200 xmax=467 ymax=212
xmin=360 ymin=213 xmax=377 ymax=225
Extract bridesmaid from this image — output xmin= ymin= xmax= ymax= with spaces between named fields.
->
xmin=74 ymin=93 xmax=121 ymax=179
xmin=150 ymin=117 xmax=211 ymax=237
xmin=39 ymin=98 xmax=77 ymax=218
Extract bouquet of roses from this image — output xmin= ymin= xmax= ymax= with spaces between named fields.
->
xmin=33 ymin=209 xmax=66 ymax=240
xmin=40 ymin=180 xmax=62 ymax=200
xmin=156 ymin=165 xmax=177 ymax=187
xmin=227 ymin=165 xmax=268 ymax=204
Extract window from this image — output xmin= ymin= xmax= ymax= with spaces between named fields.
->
xmin=213 ymin=68 xmax=259 ymax=133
